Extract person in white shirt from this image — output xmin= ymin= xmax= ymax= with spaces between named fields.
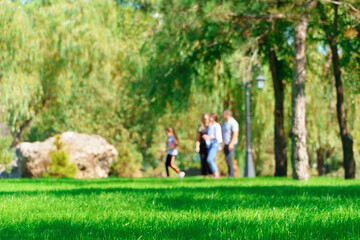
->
xmin=222 ymin=109 xmax=239 ymax=177
xmin=202 ymin=113 xmax=222 ymax=178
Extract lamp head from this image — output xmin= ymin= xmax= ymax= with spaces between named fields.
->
xmin=255 ymin=74 xmax=265 ymax=89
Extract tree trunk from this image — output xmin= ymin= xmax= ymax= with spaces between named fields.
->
xmin=291 ymin=15 xmax=309 ymax=180
xmin=10 ymin=98 xmax=50 ymax=148
xmin=319 ymin=3 xmax=355 ymax=179
xmin=317 ymin=147 xmax=325 ymax=176
xmin=330 ymin=43 xmax=355 ymax=179
xmin=269 ymin=46 xmax=287 ymax=177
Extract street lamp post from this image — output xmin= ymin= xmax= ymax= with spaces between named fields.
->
xmin=244 ymin=74 xmax=265 ymax=178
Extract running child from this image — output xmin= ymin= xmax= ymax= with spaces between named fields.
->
xmin=165 ymin=127 xmax=185 ymax=178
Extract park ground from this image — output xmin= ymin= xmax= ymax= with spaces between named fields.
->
xmin=0 ymin=177 xmax=359 ymax=239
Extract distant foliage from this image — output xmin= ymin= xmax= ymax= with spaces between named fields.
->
xmin=0 ymin=0 xmax=155 ymax=176
xmin=110 ymin=142 xmax=143 ymax=178
xmin=46 ymin=135 xmax=77 ymax=178
xmin=0 ymin=136 xmax=14 ymax=165
xmin=0 ymin=0 xmax=359 ymax=178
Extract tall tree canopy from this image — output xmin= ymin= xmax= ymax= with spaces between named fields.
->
xmin=0 ymin=0 xmax=360 ymax=178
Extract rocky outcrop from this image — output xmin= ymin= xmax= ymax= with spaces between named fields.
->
xmin=16 ymin=132 xmax=118 ymax=179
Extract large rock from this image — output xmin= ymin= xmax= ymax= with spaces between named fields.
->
xmin=16 ymin=132 xmax=118 ymax=179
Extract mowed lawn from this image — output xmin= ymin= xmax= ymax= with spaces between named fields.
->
xmin=0 ymin=177 xmax=360 ymax=239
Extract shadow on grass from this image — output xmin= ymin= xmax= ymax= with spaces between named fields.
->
xmin=1 ymin=180 xmax=360 ymax=239
xmin=1 ymin=213 xmax=359 ymax=240
xmin=1 ymin=185 xmax=360 ymax=212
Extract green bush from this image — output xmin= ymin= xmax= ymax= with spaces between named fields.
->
xmin=0 ymin=136 xmax=14 ymax=165
xmin=110 ymin=142 xmax=143 ymax=178
xmin=46 ymin=135 xmax=77 ymax=178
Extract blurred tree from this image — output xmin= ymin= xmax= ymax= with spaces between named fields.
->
xmin=0 ymin=0 xmax=156 ymax=175
xmin=144 ymin=0 xmax=292 ymax=176
xmin=317 ymin=1 xmax=360 ymax=179
xmin=1 ymin=0 xmax=360 ymax=178
xmin=266 ymin=22 xmax=292 ymax=177
xmin=290 ymin=0 xmax=317 ymax=180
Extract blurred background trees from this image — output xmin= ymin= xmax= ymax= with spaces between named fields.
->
xmin=0 ymin=0 xmax=359 ymax=178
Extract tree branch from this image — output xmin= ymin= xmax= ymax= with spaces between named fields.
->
xmin=334 ymin=4 xmax=338 ymax=41
xmin=318 ymin=2 xmax=334 ymax=45
xmin=231 ymin=0 xmax=359 ymax=24
xmin=10 ymin=97 xmax=51 ymax=148
xmin=230 ymin=13 xmax=289 ymax=21
xmin=321 ymin=0 xmax=360 ymax=13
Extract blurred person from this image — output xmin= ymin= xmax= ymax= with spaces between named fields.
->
xmin=202 ymin=113 xmax=222 ymax=178
xmin=195 ymin=113 xmax=211 ymax=177
xmin=165 ymin=127 xmax=185 ymax=178
xmin=222 ymin=109 xmax=239 ymax=177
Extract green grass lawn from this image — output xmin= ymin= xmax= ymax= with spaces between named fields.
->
xmin=1 ymin=177 xmax=360 ymax=239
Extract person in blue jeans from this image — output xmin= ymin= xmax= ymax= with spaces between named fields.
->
xmin=222 ymin=109 xmax=239 ymax=177
xmin=202 ymin=113 xmax=223 ymax=178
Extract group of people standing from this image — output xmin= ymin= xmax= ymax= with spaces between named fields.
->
xmin=163 ymin=109 xmax=238 ymax=178
xmin=195 ymin=110 xmax=239 ymax=178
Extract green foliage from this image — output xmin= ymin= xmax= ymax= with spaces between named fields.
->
xmin=0 ymin=0 xmax=360 ymax=178
xmin=0 ymin=136 xmax=13 ymax=165
xmin=110 ymin=142 xmax=143 ymax=178
xmin=144 ymin=0 xmax=360 ymax=178
xmin=46 ymin=135 xmax=77 ymax=178
xmin=0 ymin=0 xmax=155 ymax=175
xmin=1 ymin=178 xmax=360 ymax=239
xmin=47 ymin=151 xmax=77 ymax=178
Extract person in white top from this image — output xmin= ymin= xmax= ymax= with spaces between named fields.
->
xmin=202 ymin=113 xmax=222 ymax=178
xmin=165 ymin=127 xmax=185 ymax=178
xmin=222 ymin=109 xmax=239 ymax=177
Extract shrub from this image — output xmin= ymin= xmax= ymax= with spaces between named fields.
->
xmin=0 ymin=136 xmax=14 ymax=165
xmin=110 ymin=142 xmax=143 ymax=178
xmin=46 ymin=135 xmax=77 ymax=178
